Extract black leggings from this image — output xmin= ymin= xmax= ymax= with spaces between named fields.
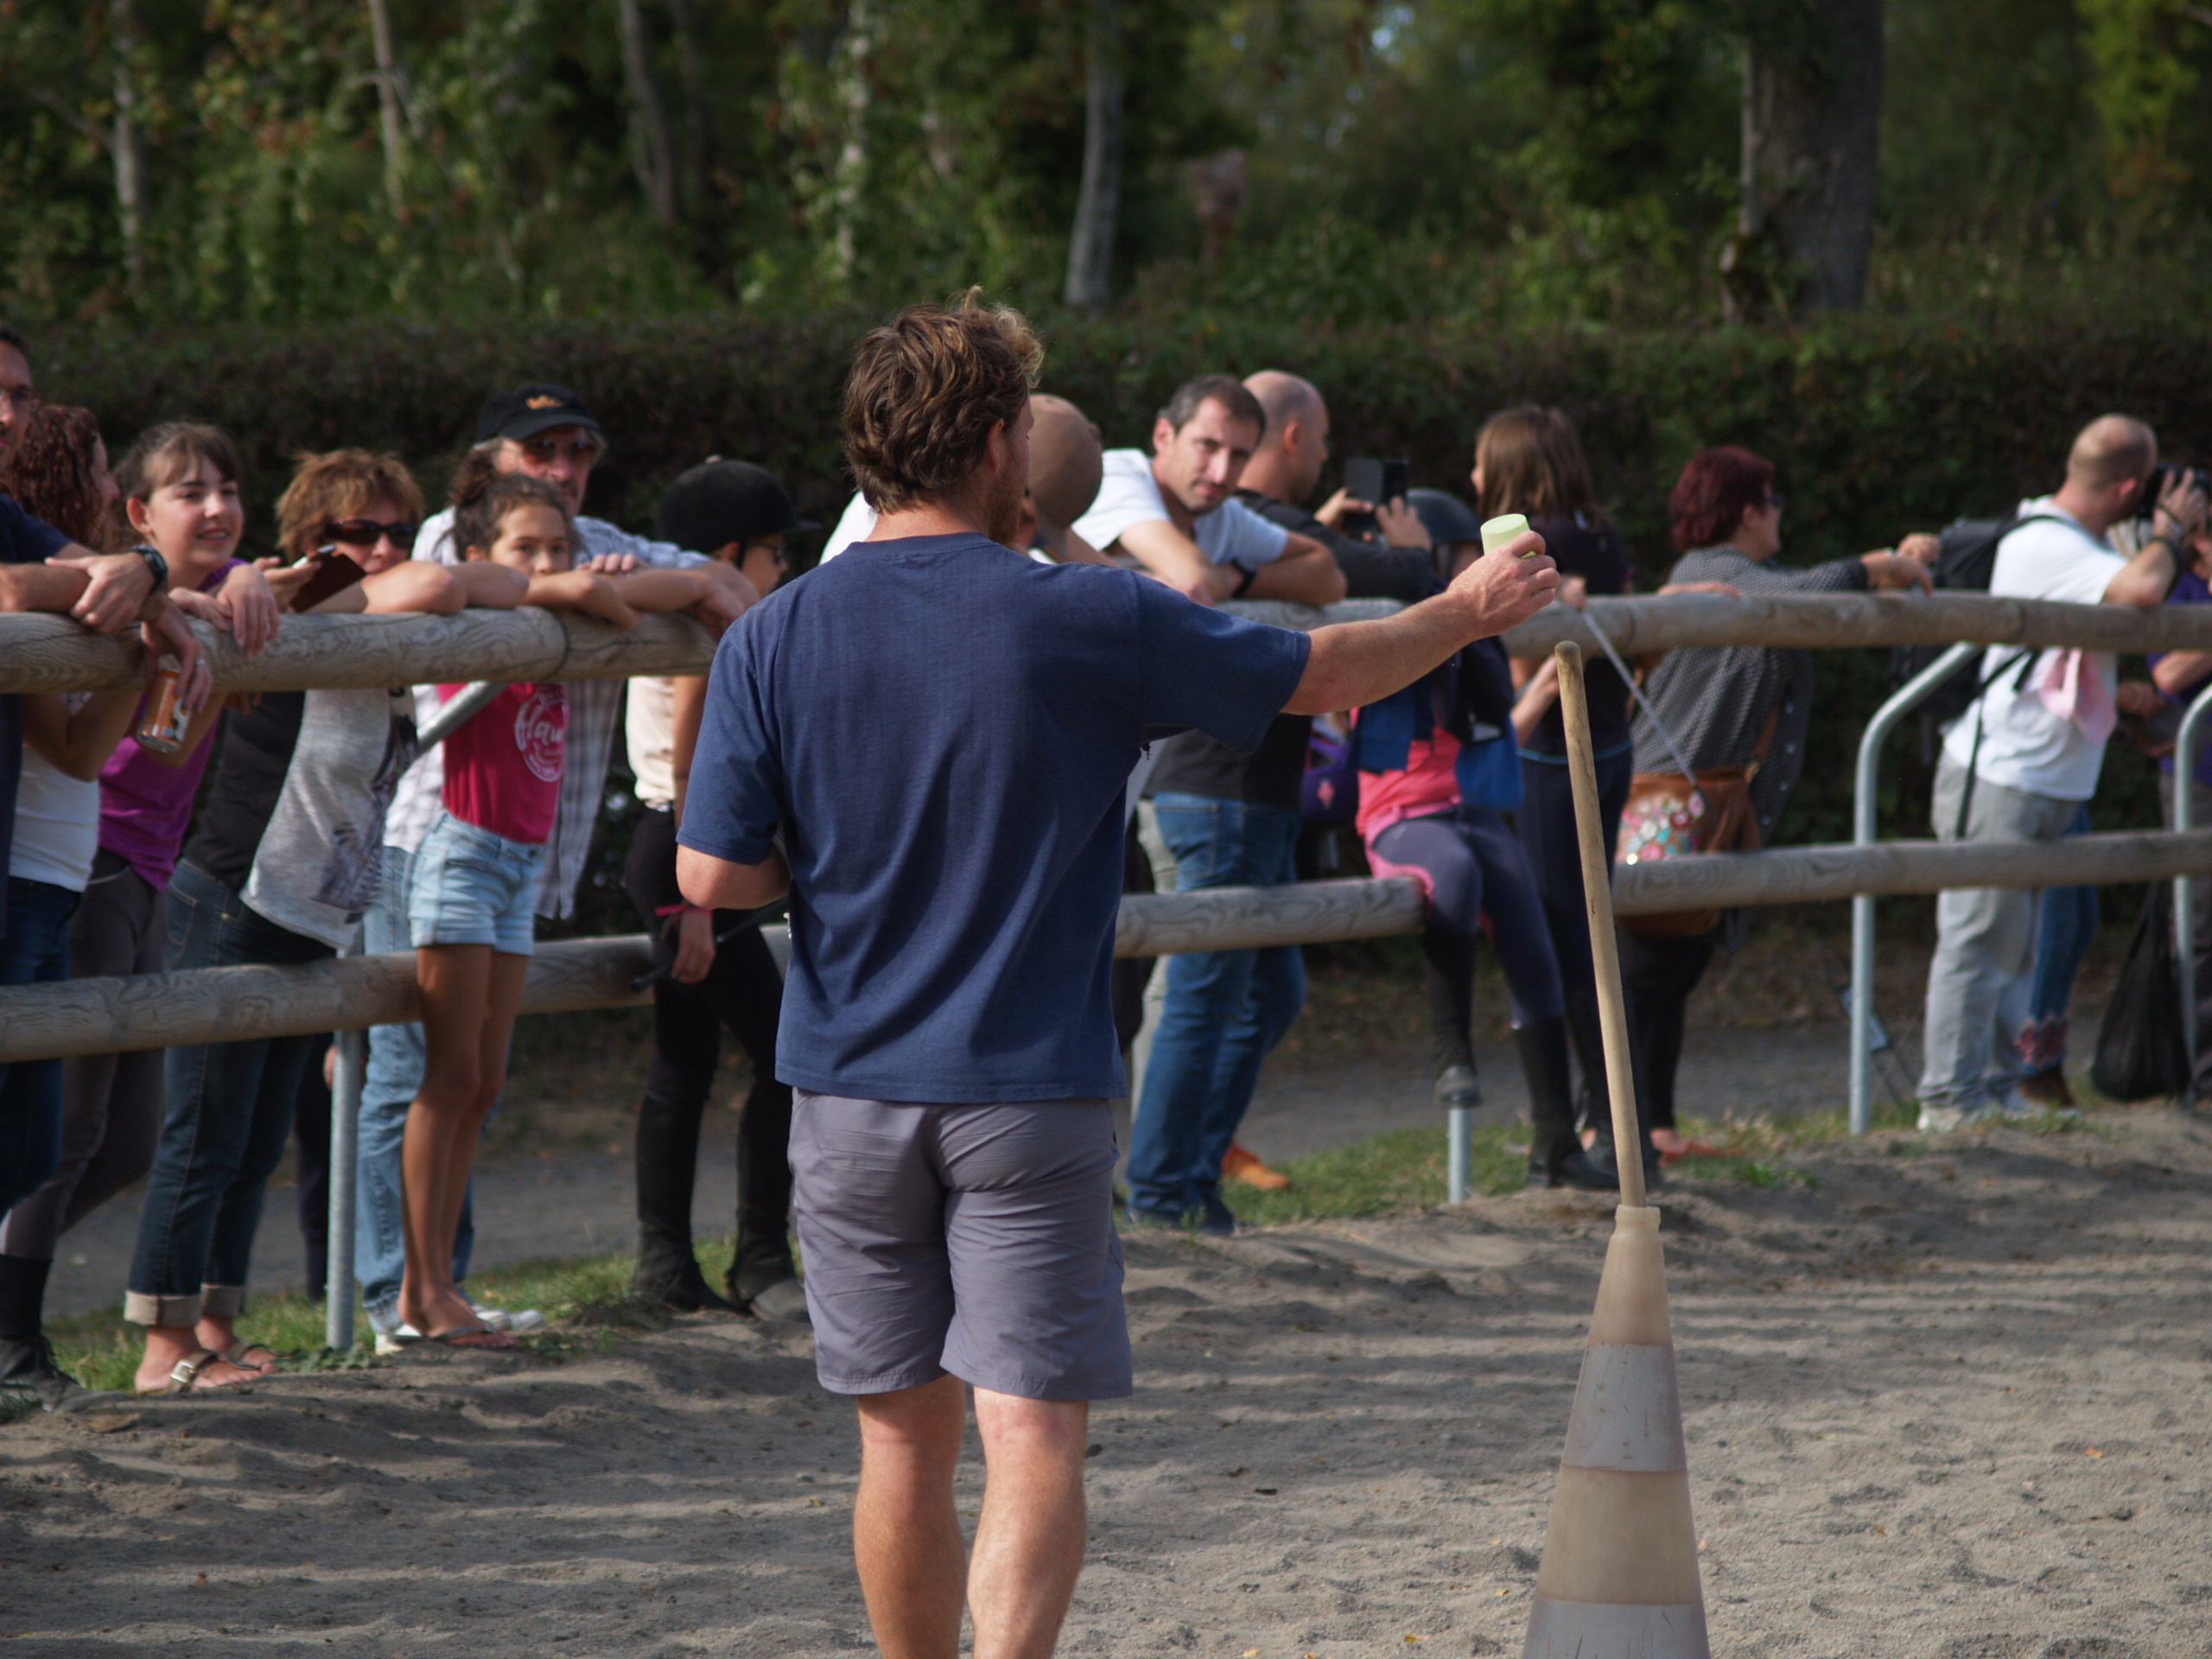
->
xmin=1613 ymin=927 xmax=1719 ymax=1131
xmin=625 ymin=806 xmax=794 ymax=1288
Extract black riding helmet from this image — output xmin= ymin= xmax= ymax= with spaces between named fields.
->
xmin=1405 ymin=486 xmax=1484 ymax=550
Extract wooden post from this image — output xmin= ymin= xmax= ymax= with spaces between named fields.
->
xmin=1554 ymin=642 xmax=1645 ymax=1209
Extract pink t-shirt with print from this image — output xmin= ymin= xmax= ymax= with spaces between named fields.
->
xmin=440 ymin=682 xmax=566 ymax=846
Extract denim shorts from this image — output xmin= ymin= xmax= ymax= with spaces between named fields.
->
xmin=407 ymin=809 xmax=543 ymax=955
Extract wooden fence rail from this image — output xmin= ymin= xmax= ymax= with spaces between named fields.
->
xmin=5 ymin=829 xmax=2209 ymax=1065
xmin=11 ymin=588 xmax=2212 ymax=696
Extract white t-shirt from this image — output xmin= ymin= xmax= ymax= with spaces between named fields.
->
xmin=1942 ymin=497 xmax=2127 ymax=801
xmin=1071 ymin=450 xmax=1288 ymax=569
xmin=627 ymin=676 xmax=679 ymax=810
xmin=9 ymin=725 xmax=99 ymax=893
xmin=817 ymin=492 xmax=1064 ymax=568
xmin=819 ymin=493 xmax=879 ymax=563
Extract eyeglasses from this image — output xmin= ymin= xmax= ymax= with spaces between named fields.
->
xmin=323 ymin=518 xmax=418 ymax=549
xmin=0 ymin=385 xmax=38 ymax=414
xmin=520 ymin=435 xmax=603 ymax=464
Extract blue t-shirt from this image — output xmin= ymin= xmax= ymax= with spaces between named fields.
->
xmin=0 ymin=496 xmax=72 ymax=941
xmin=2151 ymin=567 xmax=2212 ymax=790
xmin=680 ymin=532 xmax=1312 ymax=1103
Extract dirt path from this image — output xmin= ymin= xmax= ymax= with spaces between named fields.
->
xmin=9 ymin=1106 xmax=2210 ymax=1656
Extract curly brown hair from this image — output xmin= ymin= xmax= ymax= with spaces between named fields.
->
xmin=842 ymin=291 xmax=1042 ymax=513
xmin=454 ymin=468 xmax=573 ymax=560
xmin=275 ymin=449 xmax=424 ymax=562
xmin=2 ymin=404 xmax=111 ymax=549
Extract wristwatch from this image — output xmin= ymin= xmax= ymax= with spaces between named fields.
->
xmin=130 ymin=543 xmax=170 ymax=594
xmin=1229 ymin=562 xmax=1259 ymax=598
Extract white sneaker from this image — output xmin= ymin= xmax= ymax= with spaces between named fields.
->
xmin=467 ymin=1300 xmax=546 ymax=1334
xmin=1916 ymin=1103 xmax=1985 ymax=1133
xmin=374 ymin=1323 xmax=422 ymax=1357
xmin=1992 ymin=1089 xmax=2081 ymax=1124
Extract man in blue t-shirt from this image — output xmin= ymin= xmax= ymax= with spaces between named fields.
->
xmin=677 ymin=296 xmax=1559 ymax=1658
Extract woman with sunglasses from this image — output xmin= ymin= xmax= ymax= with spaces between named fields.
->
xmin=123 ymin=451 xmax=521 ymax=1395
xmin=1614 ymin=447 xmax=1931 ymax=1159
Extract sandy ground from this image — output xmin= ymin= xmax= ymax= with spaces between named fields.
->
xmin=8 ymin=1102 xmax=2212 ymax=1656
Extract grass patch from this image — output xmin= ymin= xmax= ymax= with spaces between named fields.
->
xmin=47 ymin=1236 xmax=747 ymax=1392
xmin=1199 ymin=1122 xmax=1528 ymax=1226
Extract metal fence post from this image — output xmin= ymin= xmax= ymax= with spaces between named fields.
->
xmin=2171 ymin=683 xmax=2212 ymax=1109
xmin=1852 ymin=643 xmax=1980 ymax=1135
xmin=324 ymin=1026 xmax=365 ymax=1351
xmin=1447 ymin=1108 xmax=1472 ymax=1205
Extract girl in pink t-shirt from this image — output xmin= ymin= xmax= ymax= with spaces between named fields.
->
xmin=399 ymin=472 xmax=714 ymax=1347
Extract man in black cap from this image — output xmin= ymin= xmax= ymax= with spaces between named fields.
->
xmin=625 ymin=459 xmax=816 ymax=1317
xmin=353 ymin=385 xmax=760 ymax=1350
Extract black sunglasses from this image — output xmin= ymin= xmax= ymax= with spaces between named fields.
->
xmin=323 ymin=518 xmax=418 ymax=549
xmin=521 ymin=434 xmax=603 ymax=463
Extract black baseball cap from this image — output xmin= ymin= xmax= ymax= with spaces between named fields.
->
xmin=656 ymin=459 xmax=817 ymax=552
xmin=476 ymin=383 xmax=604 ymax=443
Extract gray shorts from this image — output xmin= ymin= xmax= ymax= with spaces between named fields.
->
xmin=790 ymin=1092 xmax=1132 ymax=1401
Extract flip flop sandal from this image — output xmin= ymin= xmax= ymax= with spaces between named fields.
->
xmin=219 ymin=1341 xmax=281 ymax=1373
xmin=421 ymin=1323 xmax=518 ymax=1351
xmin=138 ymin=1349 xmax=258 ymax=1397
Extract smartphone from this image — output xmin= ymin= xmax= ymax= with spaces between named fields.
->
xmin=1341 ymin=458 xmax=1411 ymax=538
xmin=289 ymin=547 xmax=367 ymax=612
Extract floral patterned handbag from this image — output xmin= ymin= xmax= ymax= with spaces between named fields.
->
xmin=1616 ymin=703 xmax=1778 ymax=940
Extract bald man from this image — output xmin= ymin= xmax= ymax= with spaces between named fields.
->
xmin=1917 ymin=414 xmax=2205 ymax=1130
xmin=819 ymin=392 xmax=1112 ymax=564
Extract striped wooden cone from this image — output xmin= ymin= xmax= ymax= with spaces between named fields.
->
xmin=1522 ymin=1205 xmax=1708 ymax=1658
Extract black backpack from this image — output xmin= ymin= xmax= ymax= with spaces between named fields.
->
xmin=1887 ymin=512 xmax=2065 ymax=729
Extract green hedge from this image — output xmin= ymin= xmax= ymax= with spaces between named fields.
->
xmin=32 ymin=310 xmax=2212 ymax=903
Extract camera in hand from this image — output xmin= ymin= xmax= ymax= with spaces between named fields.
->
xmin=1340 ymin=457 xmax=1410 ymax=540
xmin=2146 ymin=461 xmax=2212 ymax=512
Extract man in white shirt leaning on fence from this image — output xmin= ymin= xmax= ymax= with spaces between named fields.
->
xmin=1916 ymin=415 xmax=2208 ymax=1131
xmin=1071 ymin=373 xmax=1345 ymax=609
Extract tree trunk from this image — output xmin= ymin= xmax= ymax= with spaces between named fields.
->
xmin=363 ymin=0 xmax=407 ymax=218
xmin=111 ymin=0 xmax=145 ymax=298
xmin=1724 ymin=0 xmax=1885 ymax=318
xmin=617 ymin=0 xmax=680 ymax=232
xmin=830 ymin=0 xmax=873 ymax=283
xmin=667 ymin=0 xmax=711 ymax=206
xmin=1064 ymin=0 xmax=1123 ymax=313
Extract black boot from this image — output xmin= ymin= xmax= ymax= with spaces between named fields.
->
xmin=1516 ymin=1020 xmax=1615 ymax=1191
xmin=631 ymin=1093 xmax=734 ymax=1313
xmin=1423 ymin=925 xmax=1482 ymax=1107
xmin=1565 ymin=990 xmax=1662 ymax=1188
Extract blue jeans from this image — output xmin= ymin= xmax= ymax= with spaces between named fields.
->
xmin=359 ymin=843 xmax=475 ymax=1322
xmin=0 ymin=878 xmax=79 ymax=1216
xmin=125 ymin=861 xmax=332 ymax=1327
xmin=2018 ymin=805 xmax=2097 ymax=1076
xmin=1125 ymin=795 xmax=1306 ymax=1218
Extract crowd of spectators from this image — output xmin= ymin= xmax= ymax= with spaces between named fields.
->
xmin=0 ymin=301 xmax=2204 ymax=1425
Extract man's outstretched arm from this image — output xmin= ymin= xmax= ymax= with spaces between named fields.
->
xmin=1282 ymin=528 xmax=1557 ymax=715
xmin=678 ymin=843 xmax=791 ymax=912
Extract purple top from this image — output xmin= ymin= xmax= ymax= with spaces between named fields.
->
xmin=2150 ymin=568 xmax=2212 ymax=790
xmin=96 ymin=559 xmax=244 ymax=892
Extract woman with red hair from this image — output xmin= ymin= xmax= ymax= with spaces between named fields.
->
xmin=1617 ymin=447 xmax=1931 ymax=1148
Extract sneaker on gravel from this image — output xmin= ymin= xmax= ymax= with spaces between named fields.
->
xmin=467 ymin=1300 xmax=546 ymax=1334
xmin=1916 ymin=1103 xmax=1984 ymax=1133
xmin=0 ymin=1335 xmax=130 ymax=1416
xmin=746 ymin=1278 xmax=810 ymax=1322
xmin=1197 ymin=1197 xmax=1240 ymax=1237
xmin=1992 ymin=1089 xmax=2081 ymax=1124
xmin=373 ymin=1324 xmax=422 ymax=1357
